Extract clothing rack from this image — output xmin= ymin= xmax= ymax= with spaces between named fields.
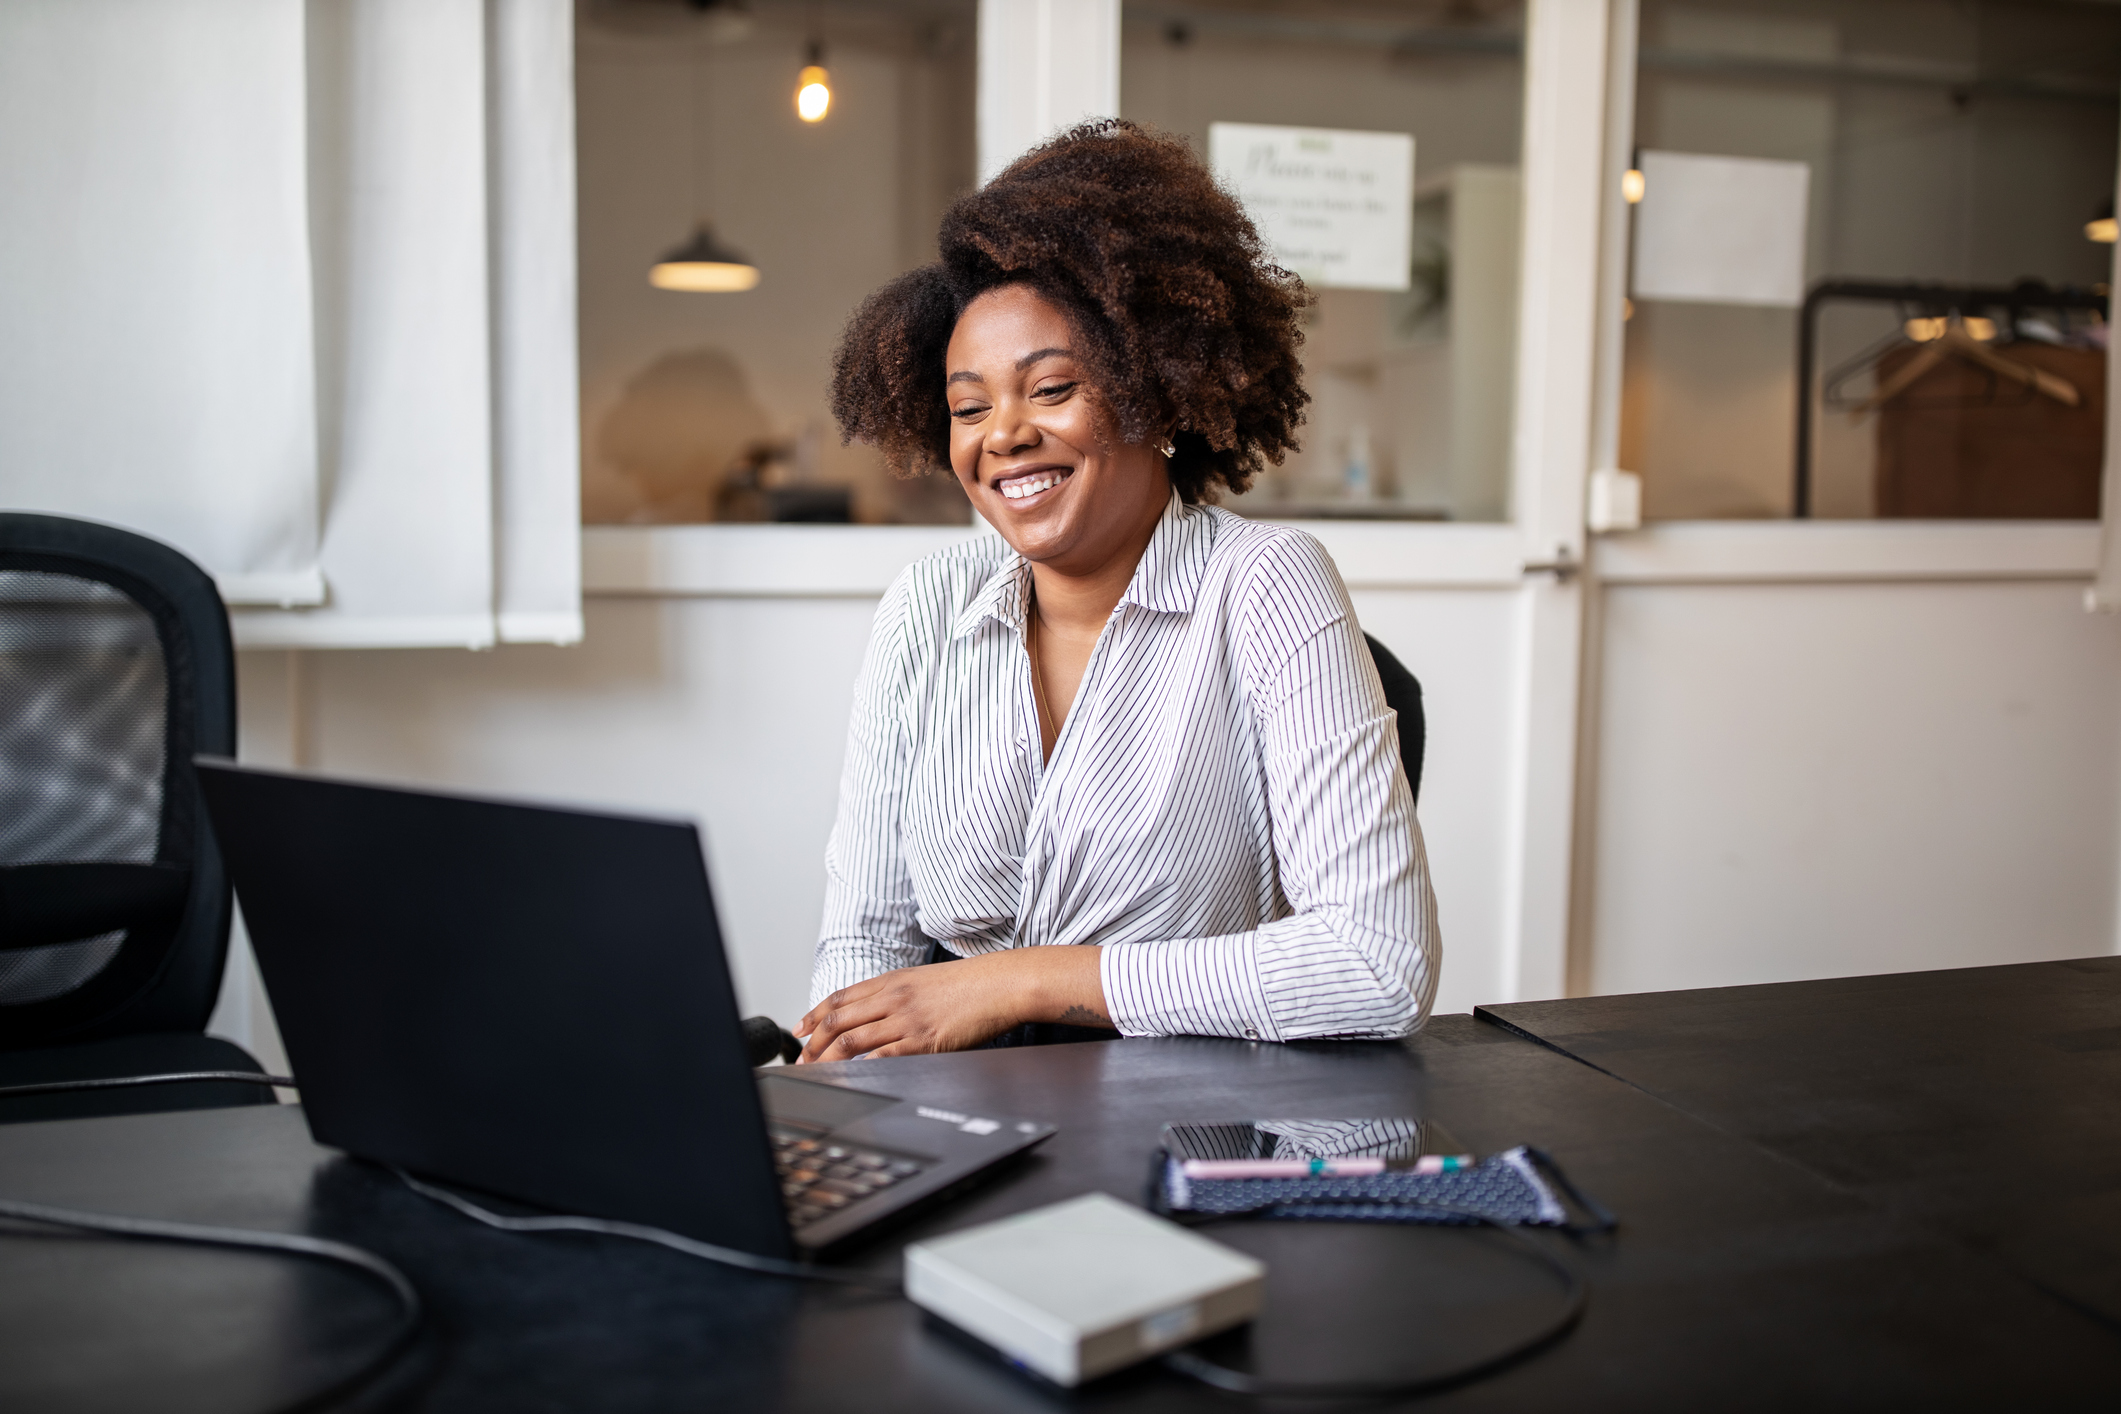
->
xmin=1792 ymin=279 xmax=2109 ymax=517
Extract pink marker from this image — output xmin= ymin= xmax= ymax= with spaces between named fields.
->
xmin=1180 ymin=1154 xmax=1478 ymax=1180
xmin=1181 ymin=1158 xmax=1387 ymax=1179
xmin=1410 ymin=1154 xmax=1475 ymax=1175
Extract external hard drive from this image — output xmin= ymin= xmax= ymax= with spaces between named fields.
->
xmin=904 ymin=1193 xmax=1266 ymax=1386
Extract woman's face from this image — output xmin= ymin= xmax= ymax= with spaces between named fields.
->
xmin=944 ymin=284 xmax=1170 ymax=576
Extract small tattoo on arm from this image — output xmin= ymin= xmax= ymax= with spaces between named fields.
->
xmin=1060 ymin=1003 xmax=1114 ymax=1029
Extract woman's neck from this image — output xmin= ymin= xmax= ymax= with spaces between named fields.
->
xmin=1026 ymin=499 xmax=1165 ymax=640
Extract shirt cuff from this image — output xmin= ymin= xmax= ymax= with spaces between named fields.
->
xmin=1098 ymin=933 xmax=1280 ymax=1042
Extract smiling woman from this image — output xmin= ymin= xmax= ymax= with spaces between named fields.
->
xmin=801 ymin=121 xmax=1439 ymax=1061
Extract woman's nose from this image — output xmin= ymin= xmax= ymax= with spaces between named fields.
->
xmin=984 ymin=401 xmax=1038 ymax=457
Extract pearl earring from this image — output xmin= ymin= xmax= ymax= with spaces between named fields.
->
xmin=1157 ymin=437 xmax=1176 ymax=459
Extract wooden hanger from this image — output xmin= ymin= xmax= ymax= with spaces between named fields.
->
xmin=1856 ymin=314 xmax=2080 ymax=415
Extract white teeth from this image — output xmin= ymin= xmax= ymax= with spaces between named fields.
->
xmin=1001 ymin=473 xmax=1064 ymax=500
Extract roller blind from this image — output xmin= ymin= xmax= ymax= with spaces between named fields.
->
xmin=0 ymin=0 xmax=323 ymax=608
xmin=0 ymin=0 xmax=581 ymax=649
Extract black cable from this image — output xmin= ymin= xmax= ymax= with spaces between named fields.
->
xmin=0 ymin=1070 xmax=297 ymax=1101
xmin=0 ymin=1195 xmax=421 ymax=1414
xmin=5 ymin=1072 xmax=1582 ymax=1396
xmin=389 ymin=1166 xmax=902 ymax=1294
xmin=1160 ymin=1201 xmax=1588 ymax=1401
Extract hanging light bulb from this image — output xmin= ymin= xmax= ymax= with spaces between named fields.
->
xmin=649 ymin=222 xmax=760 ymax=293
xmin=1621 ymin=168 xmax=1645 ymax=204
xmin=796 ymin=41 xmax=831 ymax=123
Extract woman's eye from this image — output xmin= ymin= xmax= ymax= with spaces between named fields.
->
xmin=1033 ymin=381 xmax=1077 ymax=400
xmin=950 ymin=402 xmax=988 ymax=421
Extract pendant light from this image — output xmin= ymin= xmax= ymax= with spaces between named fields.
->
xmin=648 ymin=40 xmax=759 ymax=293
xmin=649 ymin=223 xmax=760 ymax=292
xmin=795 ymin=40 xmax=831 ymax=123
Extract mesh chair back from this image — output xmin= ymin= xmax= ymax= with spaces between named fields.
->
xmin=0 ymin=515 xmax=234 ymax=1047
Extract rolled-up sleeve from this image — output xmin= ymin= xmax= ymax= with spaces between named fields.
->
xmin=1099 ymin=537 xmax=1439 ymax=1040
xmin=810 ymin=571 xmax=931 ymax=1005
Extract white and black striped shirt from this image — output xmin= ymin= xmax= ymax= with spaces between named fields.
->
xmin=812 ymin=491 xmax=1439 ymax=1042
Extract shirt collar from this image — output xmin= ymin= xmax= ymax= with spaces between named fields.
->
xmin=1121 ymin=491 xmax=1216 ymax=617
xmin=951 ymin=544 xmax=1030 ymax=639
xmin=949 ymin=490 xmax=1214 ymax=639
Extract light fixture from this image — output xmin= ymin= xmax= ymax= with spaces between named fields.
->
xmin=796 ymin=41 xmax=830 ymax=123
xmin=1621 ymin=168 xmax=1645 ymax=204
xmin=649 ymin=223 xmax=760 ymax=292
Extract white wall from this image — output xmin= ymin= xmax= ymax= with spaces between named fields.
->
xmin=1582 ymin=524 xmax=2121 ymax=994
xmin=1349 ymin=587 xmax=1522 ymax=1008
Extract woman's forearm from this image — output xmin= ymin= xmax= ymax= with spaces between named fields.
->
xmin=1013 ymin=944 xmax=1114 ymax=1027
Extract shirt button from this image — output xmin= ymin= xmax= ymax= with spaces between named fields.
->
xmin=1243 ymin=1027 xmax=1259 ymax=1041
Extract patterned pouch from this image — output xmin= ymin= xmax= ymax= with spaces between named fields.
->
xmin=1151 ymin=1120 xmax=1615 ymax=1234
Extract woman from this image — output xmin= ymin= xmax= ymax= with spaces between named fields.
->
xmin=796 ymin=121 xmax=1438 ymax=1062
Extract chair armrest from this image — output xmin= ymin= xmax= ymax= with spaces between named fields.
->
xmin=0 ymin=863 xmax=191 ymax=950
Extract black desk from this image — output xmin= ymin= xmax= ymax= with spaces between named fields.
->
xmin=1480 ymin=955 xmax=2121 ymax=1329
xmin=3 ymin=1003 xmax=2117 ymax=1412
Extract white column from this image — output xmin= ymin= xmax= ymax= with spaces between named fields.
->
xmin=489 ymin=0 xmax=583 ymax=646
xmin=1499 ymin=0 xmax=1621 ymax=1001
xmin=976 ymin=0 xmax=1120 ymax=186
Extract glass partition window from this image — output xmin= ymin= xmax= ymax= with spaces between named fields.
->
xmin=1620 ymin=0 xmax=2120 ymax=521
xmin=1124 ymin=1 xmax=1529 ymax=522
xmin=576 ymin=1 xmax=976 ymax=525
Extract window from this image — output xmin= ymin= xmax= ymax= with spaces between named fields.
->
xmin=1123 ymin=1 xmax=1529 ymax=522
xmin=1620 ymin=0 xmax=2120 ymax=521
xmin=576 ymin=2 xmax=977 ymax=525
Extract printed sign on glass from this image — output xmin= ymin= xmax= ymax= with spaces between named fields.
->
xmin=1209 ymin=123 xmax=1415 ymax=292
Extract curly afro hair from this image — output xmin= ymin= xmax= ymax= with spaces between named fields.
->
xmin=829 ymin=120 xmax=1311 ymax=503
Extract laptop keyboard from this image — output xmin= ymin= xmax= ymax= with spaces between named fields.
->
xmin=772 ymin=1132 xmax=927 ymax=1229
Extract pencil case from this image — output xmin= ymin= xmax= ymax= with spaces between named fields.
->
xmin=1154 ymin=1145 xmax=1615 ymax=1233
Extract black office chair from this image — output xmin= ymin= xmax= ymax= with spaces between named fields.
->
xmin=1364 ymin=633 xmax=1424 ymax=807
xmin=0 ymin=513 xmax=272 ymax=1123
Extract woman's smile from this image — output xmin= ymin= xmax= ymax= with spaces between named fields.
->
xmin=993 ymin=464 xmax=1073 ymax=503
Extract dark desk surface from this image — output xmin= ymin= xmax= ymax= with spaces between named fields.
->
xmin=3 ymin=1005 xmax=2117 ymax=1412
xmin=1480 ymin=955 xmax=2121 ymax=1328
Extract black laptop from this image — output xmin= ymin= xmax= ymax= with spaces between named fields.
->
xmin=194 ymin=760 xmax=1054 ymax=1259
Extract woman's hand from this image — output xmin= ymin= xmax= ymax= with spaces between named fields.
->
xmin=794 ymin=946 xmax=1111 ymax=1063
